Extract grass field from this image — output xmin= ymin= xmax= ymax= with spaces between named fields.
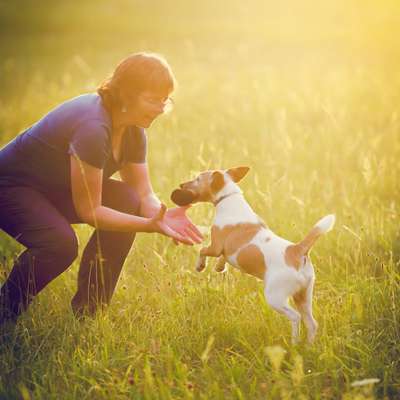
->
xmin=0 ymin=1 xmax=399 ymax=398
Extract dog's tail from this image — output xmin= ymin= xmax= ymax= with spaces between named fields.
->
xmin=296 ymin=214 xmax=335 ymax=255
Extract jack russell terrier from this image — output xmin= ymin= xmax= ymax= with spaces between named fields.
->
xmin=171 ymin=166 xmax=335 ymax=344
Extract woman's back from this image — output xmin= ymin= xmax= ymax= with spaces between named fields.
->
xmin=0 ymin=93 xmax=146 ymax=190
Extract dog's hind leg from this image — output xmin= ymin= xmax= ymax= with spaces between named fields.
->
xmin=265 ymin=286 xmax=301 ymax=344
xmin=293 ymin=282 xmax=318 ymax=343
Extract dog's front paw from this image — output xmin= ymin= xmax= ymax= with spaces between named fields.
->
xmin=215 ymin=256 xmax=226 ymax=272
xmin=195 ymin=256 xmax=206 ymax=272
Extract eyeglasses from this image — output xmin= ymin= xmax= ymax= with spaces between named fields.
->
xmin=139 ymin=94 xmax=174 ymax=112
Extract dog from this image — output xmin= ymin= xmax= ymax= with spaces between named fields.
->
xmin=171 ymin=166 xmax=335 ymax=343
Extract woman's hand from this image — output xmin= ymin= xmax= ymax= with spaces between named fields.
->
xmin=163 ymin=205 xmax=203 ymax=244
xmin=148 ymin=204 xmax=195 ymax=245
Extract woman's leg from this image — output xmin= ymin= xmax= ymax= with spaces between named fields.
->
xmin=0 ymin=186 xmax=78 ymax=321
xmin=71 ymin=179 xmax=141 ymax=316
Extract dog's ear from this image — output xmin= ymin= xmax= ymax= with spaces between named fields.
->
xmin=211 ymin=171 xmax=225 ymax=192
xmin=226 ymin=166 xmax=250 ymax=183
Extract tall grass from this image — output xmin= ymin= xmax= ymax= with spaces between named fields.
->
xmin=0 ymin=0 xmax=399 ymax=398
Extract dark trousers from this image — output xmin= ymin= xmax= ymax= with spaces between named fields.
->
xmin=0 ymin=179 xmax=140 ymax=320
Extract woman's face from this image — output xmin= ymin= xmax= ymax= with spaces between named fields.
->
xmin=119 ymin=89 xmax=173 ymax=128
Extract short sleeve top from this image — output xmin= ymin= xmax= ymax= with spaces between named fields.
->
xmin=0 ymin=93 xmax=147 ymax=190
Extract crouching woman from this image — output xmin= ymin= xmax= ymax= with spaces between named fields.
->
xmin=0 ymin=52 xmax=202 ymax=324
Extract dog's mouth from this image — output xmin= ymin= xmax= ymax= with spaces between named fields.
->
xmin=170 ymin=188 xmax=198 ymax=206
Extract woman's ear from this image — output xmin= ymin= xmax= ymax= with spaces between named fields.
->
xmin=115 ymin=87 xmax=126 ymax=109
xmin=226 ymin=166 xmax=250 ymax=183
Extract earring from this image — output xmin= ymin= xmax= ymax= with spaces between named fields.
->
xmin=121 ymin=105 xmax=128 ymax=113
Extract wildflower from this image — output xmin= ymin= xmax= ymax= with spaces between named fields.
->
xmin=260 ymin=382 xmax=268 ymax=392
xmin=290 ymin=354 xmax=304 ymax=385
xmin=351 ymin=378 xmax=380 ymax=387
xmin=265 ymin=345 xmax=286 ymax=372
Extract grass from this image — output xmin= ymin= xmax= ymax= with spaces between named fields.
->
xmin=0 ymin=0 xmax=399 ymax=398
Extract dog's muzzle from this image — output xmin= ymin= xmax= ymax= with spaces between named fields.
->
xmin=170 ymin=188 xmax=197 ymax=206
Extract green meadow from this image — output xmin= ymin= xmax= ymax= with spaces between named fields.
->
xmin=0 ymin=0 xmax=399 ymax=398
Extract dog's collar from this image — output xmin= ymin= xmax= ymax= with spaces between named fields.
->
xmin=213 ymin=191 xmax=242 ymax=206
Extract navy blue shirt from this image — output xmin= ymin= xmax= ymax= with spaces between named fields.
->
xmin=0 ymin=93 xmax=147 ymax=191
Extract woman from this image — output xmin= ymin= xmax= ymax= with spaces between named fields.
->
xmin=0 ymin=52 xmax=203 ymax=323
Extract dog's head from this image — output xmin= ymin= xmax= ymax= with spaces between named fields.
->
xmin=171 ymin=166 xmax=250 ymax=206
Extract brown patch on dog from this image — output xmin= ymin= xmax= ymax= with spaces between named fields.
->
xmin=224 ymin=224 xmax=264 ymax=256
xmin=236 ymin=244 xmax=266 ymax=280
xmin=178 ymin=170 xmax=226 ymax=203
xmin=297 ymin=226 xmax=322 ymax=254
xmin=211 ymin=171 xmax=225 ymax=193
xmin=285 ymin=225 xmax=323 ymax=270
xmin=285 ymin=245 xmax=302 ymax=270
xmin=293 ymin=289 xmax=307 ymax=306
xmin=210 ymin=223 xmax=264 ymax=258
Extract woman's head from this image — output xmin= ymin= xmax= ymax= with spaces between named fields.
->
xmin=98 ymin=52 xmax=176 ymax=128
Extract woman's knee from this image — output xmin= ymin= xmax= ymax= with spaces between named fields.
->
xmin=39 ymin=225 xmax=79 ymax=265
xmin=102 ymin=179 xmax=141 ymax=215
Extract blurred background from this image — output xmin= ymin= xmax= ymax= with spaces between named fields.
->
xmin=1 ymin=0 xmax=400 ymax=135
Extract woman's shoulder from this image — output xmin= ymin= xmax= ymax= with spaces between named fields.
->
xmin=30 ymin=92 xmax=111 ymax=133
xmin=49 ymin=93 xmax=113 ymax=139
xmin=22 ymin=93 xmax=112 ymax=149
xmin=62 ymin=93 xmax=111 ymax=126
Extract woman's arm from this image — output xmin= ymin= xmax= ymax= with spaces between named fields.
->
xmin=119 ymin=162 xmax=162 ymax=217
xmin=70 ymin=155 xmax=191 ymax=244
xmin=120 ymin=162 xmax=203 ymax=244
